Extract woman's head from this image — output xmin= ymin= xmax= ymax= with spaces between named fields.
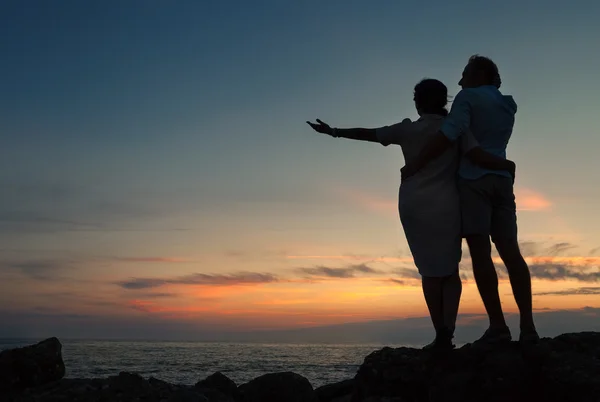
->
xmin=413 ymin=79 xmax=448 ymax=117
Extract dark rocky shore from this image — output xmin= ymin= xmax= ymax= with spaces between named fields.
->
xmin=1 ymin=333 xmax=599 ymax=402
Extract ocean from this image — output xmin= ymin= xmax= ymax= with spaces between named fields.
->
xmin=0 ymin=339 xmax=411 ymax=388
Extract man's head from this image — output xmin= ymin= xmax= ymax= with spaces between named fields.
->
xmin=459 ymin=55 xmax=501 ymax=89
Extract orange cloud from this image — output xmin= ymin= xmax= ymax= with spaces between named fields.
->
xmin=492 ymin=256 xmax=600 ymax=267
xmin=286 ymin=255 xmax=413 ymax=263
xmin=514 ymin=188 xmax=552 ymax=211
xmin=338 ymin=186 xmax=553 ymax=214
xmin=334 ymin=187 xmax=397 ymax=215
xmin=127 ymin=299 xmax=213 ymax=314
xmin=118 ymin=272 xmax=278 ymax=289
xmin=286 ymin=253 xmax=600 ymax=283
xmin=118 ymin=272 xmax=600 ymax=329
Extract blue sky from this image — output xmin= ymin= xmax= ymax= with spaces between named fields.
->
xmin=2 ymin=0 xmax=600 ymax=340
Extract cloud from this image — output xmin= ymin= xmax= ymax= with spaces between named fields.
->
xmin=334 ymin=187 xmax=396 ymax=215
xmin=546 ymin=242 xmax=577 ymax=256
xmin=393 ymin=267 xmax=422 ymax=280
xmin=504 ymin=241 xmax=599 ymax=282
xmin=528 ymin=263 xmax=600 ymax=282
xmin=119 ymin=272 xmax=279 ymax=290
xmin=126 ymin=299 xmax=216 ymax=314
xmin=286 ymin=255 xmax=413 ymax=263
xmin=288 ymin=242 xmax=583 ymax=264
xmin=514 ymin=188 xmax=552 ymax=211
xmin=224 ymin=249 xmax=289 ymax=261
xmin=0 ymin=212 xmax=100 ymax=228
xmin=337 ymin=186 xmax=552 ymax=215
xmin=287 ymin=242 xmax=600 ymax=284
xmin=115 ymin=257 xmax=192 ymax=263
xmin=590 ymin=247 xmax=600 ymax=256
xmin=139 ymin=292 xmax=179 ymax=298
xmin=1 ymin=260 xmax=70 ymax=280
xmin=533 ymin=287 xmax=600 ymax=296
xmin=224 ymin=250 xmax=246 ymax=258
xmin=487 ymin=241 xmax=600 ymax=282
xmin=120 ymin=278 xmax=166 ymax=290
xmin=384 ymin=278 xmax=407 ymax=285
xmin=516 ymin=241 xmax=541 ymax=257
xmin=465 ymin=255 xmax=600 ymax=283
xmin=128 ymin=300 xmax=157 ymax=313
xmin=32 ymin=290 xmax=122 ymax=309
xmin=0 ymin=179 xmax=174 ymax=234
xmin=296 ymin=263 xmax=383 ymax=279
xmin=119 ymin=263 xmax=417 ymax=292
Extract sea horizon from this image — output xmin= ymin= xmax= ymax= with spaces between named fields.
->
xmin=1 ymin=337 xmax=414 ymax=346
xmin=1 ymin=338 xmax=415 ymax=388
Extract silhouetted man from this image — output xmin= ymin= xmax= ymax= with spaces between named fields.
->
xmin=402 ymin=55 xmax=539 ymax=344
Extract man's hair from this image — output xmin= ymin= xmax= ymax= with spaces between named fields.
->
xmin=468 ymin=55 xmax=502 ymax=88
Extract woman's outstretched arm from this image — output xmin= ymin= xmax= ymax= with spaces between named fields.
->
xmin=306 ymin=119 xmax=378 ymax=143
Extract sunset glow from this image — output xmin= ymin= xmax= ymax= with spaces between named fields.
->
xmin=2 ymin=1 xmax=600 ymax=340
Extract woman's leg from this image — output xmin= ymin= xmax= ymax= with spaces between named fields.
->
xmin=422 ymin=276 xmax=444 ymax=333
xmin=441 ymin=271 xmax=462 ymax=335
xmin=422 ymin=271 xmax=462 ymax=349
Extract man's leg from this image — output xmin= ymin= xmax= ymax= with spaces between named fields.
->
xmin=459 ymin=176 xmax=510 ymax=342
xmin=466 ymin=235 xmax=507 ymax=330
xmin=494 ymin=238 xmax=536 ymax=333
xmin=491 ymin=177 xmax=537 ymax=338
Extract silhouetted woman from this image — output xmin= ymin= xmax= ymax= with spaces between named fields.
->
xmin=307 ymin=79 xmax=508 ymax=349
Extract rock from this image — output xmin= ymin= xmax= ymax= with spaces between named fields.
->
xmin=169 ymin=388 xmax=209 ymax=402
xmin=352 ymin=332 xmax=600 ymax=402
xmin=196 ymin=371 xmax=239 ymax=400
xmin=1 ymin=374 xmax=228 ymax=402
xmin=199 ymin=388 xmax=236 ymax=402
xmin=239 ymin=372 xmax=317 ymax=402
xmin=315 ymin=378 xmax=354 ymax=402
xmin=0 ymin=337 xmax=65 ymax=391
xmin=108 ymin=371 xmax=152 ymax=393
xmin=3 ymin=333 xmax=600 ymax=402
xmin=149 ymin=376 xmax=176 ymax=392
xmin=330 ymin=395 xmax=353 ymax=402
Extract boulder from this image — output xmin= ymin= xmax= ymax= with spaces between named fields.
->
xmin=239 ymin=371 xmax=317 ymax=402
xmin=315 ymin=378 xmax=354 ymax=402
xmin=0 ymin=337 xmax=65 ymax=391
xmin=196 ymin=371 xmax=239 ymax=400
xmin=168 ymin=388 xmax=209 ymax=402
xmin=351 ymin=332 xmax=600 ymax=402
xmin=107 ymin=371 xmax=153 ymax=395
xmin=2 ymin=373 xmax=232 ymax=402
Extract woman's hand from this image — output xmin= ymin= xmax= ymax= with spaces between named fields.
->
xmin=306 ymin=119 xmax=334 ymax=136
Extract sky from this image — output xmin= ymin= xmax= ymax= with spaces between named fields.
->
xmin=1 ymin=0 xmax=600 ymax=342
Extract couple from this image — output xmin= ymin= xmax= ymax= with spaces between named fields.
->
xmin=307 ymin=55 xmax=538 ymax=350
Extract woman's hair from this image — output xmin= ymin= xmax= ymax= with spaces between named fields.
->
xmin=413 ymin=79 xmax=449 ymax=116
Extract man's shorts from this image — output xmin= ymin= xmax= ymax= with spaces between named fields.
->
xmin=458 ymin=174 xmax=518 ymax=242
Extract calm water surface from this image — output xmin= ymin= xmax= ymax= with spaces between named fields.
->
xmin=1 ymin=339 xmax=412 ymax=388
